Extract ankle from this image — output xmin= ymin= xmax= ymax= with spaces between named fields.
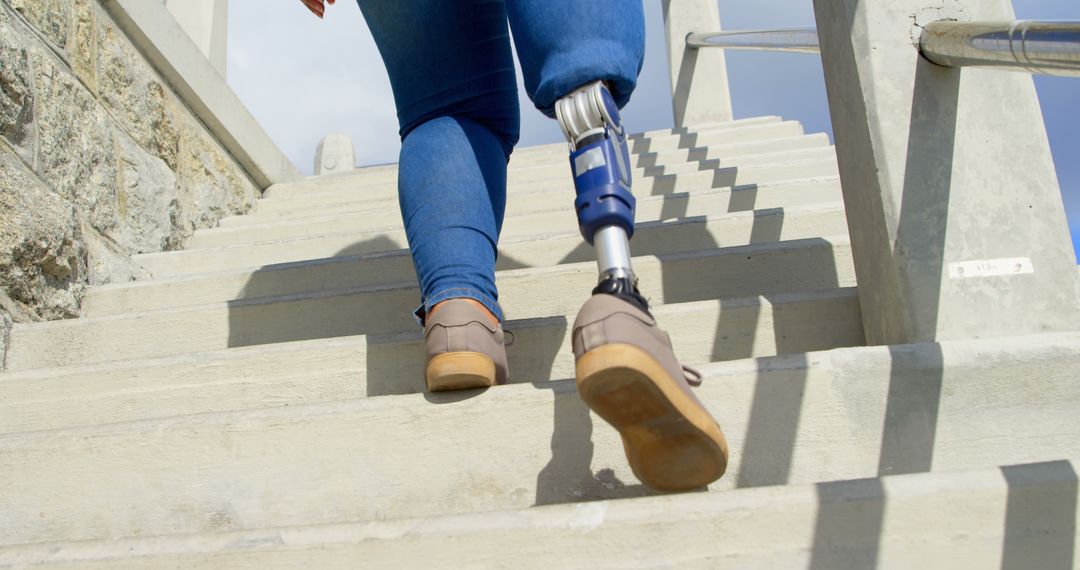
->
xmin=430 ymin=298 xmax=500 ymax=328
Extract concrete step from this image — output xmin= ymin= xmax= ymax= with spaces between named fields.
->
xmin=631 ymin=132 xmax=828 ymax=169
xmin=3 ymin=459 xmax=1075 ymax=568
xmin=510 ymin=125 xmax=815 ymax=174
xmin=505 ymin=143 xmax=836 ymax=186
xmin=259 ymin=126 xmax=822 ymax=206
xmin=143 ymin=169 xmax=842 ymax=279
xmin=0 ymin=288 xmax=864 ymax=433
xmin=228 ymin=171 xmax=838 ymax=230
xmin=187 ymin=173 xmax=842 ymax=249
xmin=508 ymin=115 xmax=784 ymax=163
xmin=251 ymin=158 xmax=839 ymax=220
xmin=88 ymin=204 xmax=848 ymax=316
xmin=232 ymin=134 xmax=829 ymax=228
xmin=262 ymin=118 xmax=797 ymax=201
xmin=1 ymin=332 xmax=1077 ymax=546
xmin=509 ymin=116 xmax=788 ymax=166
xmin=7 ymin=236 xmax=857 ymax=370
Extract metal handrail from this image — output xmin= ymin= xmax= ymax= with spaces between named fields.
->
xmin=688 ymin=21 xmax=1080 ymax=78
xmin=920 ymin=20 xmax=1080 ymax=78
xmin=686 ymin=28 xmax=819 ymax=55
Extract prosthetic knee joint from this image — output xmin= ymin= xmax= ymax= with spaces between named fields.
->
xmin=556 ymin=81 xmax=643 ymax=301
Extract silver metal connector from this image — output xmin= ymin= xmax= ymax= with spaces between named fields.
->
xmin=594 ymin=226 xmax=635 ymax=282
xmin=554 ymin=81 xmax=624 ymax=151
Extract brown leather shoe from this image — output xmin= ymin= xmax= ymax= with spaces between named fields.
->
xmin=424 ymin=299 xmax=509 ymax=392
xmin=572 ymin=294 xmax=729 ymax=491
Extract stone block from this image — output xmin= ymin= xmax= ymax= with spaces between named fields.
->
xmin=70 ymin=0 xmax=96 ymax=92
xmin=5 ymin=0 xmax=69 ymax=50
xmin=0 ymin=306 xmax=10 ymax=371
xmin=81 ymin=221 xmax=148 ymax=287
xmin=173 ymin=109 xmax=259 ymax=246
xmin=96 ymin=18 xmax=179 ymax=170
xmin=113 ymin=127 xmax=181 ymax=254
xmin=0 ymin=6 xmax=34 ymax=160
xmin=0 ymin=149 xmax=85 ymax=321
xmin=31 ymin=47 xmax=118 ymax=238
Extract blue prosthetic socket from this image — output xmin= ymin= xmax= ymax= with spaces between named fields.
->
xmin=561 ymin=84 xmax=636 ymax=245
xmin=556 ymin=82 xmax=646 ymax=311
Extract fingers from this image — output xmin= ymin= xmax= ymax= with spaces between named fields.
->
xmin=301 ymin=0 xmax=325 ymax=18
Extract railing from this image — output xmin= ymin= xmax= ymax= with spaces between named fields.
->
xmin=685 ymin=21 xmax=1080 ymax=77
xmin=664 ymin=1 xmax=1080 ymax=346
xmin=921 ymin=20 xmax=1080 ymax=77
xmin=686 ymin=28 xmax=820 ymax=55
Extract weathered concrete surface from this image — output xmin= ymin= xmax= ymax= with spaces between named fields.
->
xmin=97 ymin=16 xmax=179 ymax=169
xmin=69 ymin=0 xmax=96 ymax=91
xmin=0 ymin=151 xmax=84 ymax=321
xmin=313 ymin=133 xmax=356 ymax=175
xmin=7 ymin=237 xmax=857 ymax=369
xmin=138 ymin=176 xmax=842 ymax=279
xmin=0 ymin=333 xmax=1076 ymax=545
xmin=172 ymin=109 xmax=260 ymax=245
xmin=244 ymin=174 xmax=840 ymax=227
xmin=0 ymin=289 xmax=864 ymax=433
xmin=32 ymin=47 xmax=118 ymax=238
xmin=0 ymin=0 xmax=291 ymax=356
xmin=186 ymin=177 xmax=839 ymax=249
xmin=5 ymin=0 xmax=69 ymax=49
xmin=89 ymin=205 xmax=847 ymax=315
xmin=0 ymin=302 xmax=13 ymax=372
xmin=814 ymin=0 xmax=1080 ymax=344
xmin=264 ymin=120 xmax=812 ymax=200
xmin=1 ymin=460 xmax=1075 ymax=569
xmin=163 ymin=0 xmax=228 ymax=79
xmin=112 ymin=129 xmax=180 ymax=254
xmin=0 ymin=5 xmax=35 ymax=161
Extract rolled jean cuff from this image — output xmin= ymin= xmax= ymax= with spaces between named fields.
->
xmin=413 ymin=287 xmax=504 ymax=327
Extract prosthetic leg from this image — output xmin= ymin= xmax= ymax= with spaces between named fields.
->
xmin=557 ymin=81 xmax=730 ymax=492
xmin=555 ymin=81 xmax=650 ymax=313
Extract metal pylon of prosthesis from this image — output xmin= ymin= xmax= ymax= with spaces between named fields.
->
xmin=555 ymin=81 xmax=638 ymax=287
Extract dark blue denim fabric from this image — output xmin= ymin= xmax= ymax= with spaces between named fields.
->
xmin=358 ymin=0 xmax=645 ymax=323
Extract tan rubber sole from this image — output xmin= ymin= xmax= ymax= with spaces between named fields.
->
xmin=426 ymin=352 xmax=497 ymax=392
xmin=576 ymin=343 xmax=729 ymax=491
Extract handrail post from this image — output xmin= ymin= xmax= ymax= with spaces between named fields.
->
xmin=661 ymin=0 xmax=733 ymax=128
xmin=164 ymin=0 xmax=228 ymax=79
xmin=813 ymin=0 xmax=1080 ymax=345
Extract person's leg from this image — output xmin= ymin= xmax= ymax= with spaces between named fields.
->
xmin=505 ymin=0 xmax=644 ymax=116
xmin=357 ymin=0 xmax=519 ymax=324
xmin=507 ymin=1 xmax=730 ymax=491
xmin=357 ymin=0 xmax=520 ymax=389
xmin=397 ymin=116 xmax=508 ymax=323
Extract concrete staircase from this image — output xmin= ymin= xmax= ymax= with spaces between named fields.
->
xmin=1 ymin=116 xmax=1077 ymax=568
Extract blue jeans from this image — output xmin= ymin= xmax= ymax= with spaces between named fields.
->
xmin=357 ymin=0 xmax=645 ymax=324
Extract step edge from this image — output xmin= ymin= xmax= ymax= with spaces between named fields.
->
xmin=1 ymin=458 xmax=1072 ymax=564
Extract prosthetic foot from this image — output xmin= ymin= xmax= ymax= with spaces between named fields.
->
xmin=556 ymin=82 xmax=729 ymax=491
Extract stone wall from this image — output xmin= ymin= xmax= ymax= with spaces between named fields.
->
xmin=0 ymin=0 xmax=260 ymax=368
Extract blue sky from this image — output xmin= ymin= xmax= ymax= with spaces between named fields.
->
xmin=228 ymin=0 xmax=1078 ymax=261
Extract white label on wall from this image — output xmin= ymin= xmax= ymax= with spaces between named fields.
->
xmin=948 ymin=258 xmax=1034 ymax=280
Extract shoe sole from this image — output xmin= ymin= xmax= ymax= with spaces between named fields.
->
xmin=426 ymin=352 xmax=497 ymax=392
xmin=576 ymin=343 xmax=729 ymax=491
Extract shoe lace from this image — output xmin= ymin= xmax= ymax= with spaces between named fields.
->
xmin=682 ymin=365 xmax=703 ymax=387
